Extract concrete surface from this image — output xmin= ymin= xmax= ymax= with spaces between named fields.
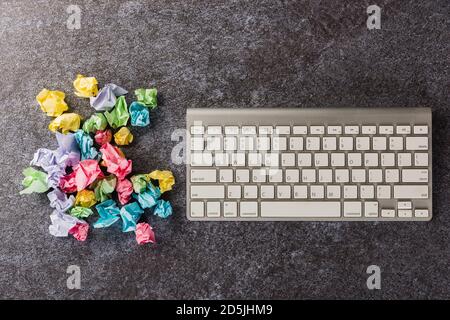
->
xmin=0 ymin=0 xmax=449 ymax=299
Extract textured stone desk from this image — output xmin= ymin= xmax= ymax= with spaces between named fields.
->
xmin=0 ymin=0 xmax=448 ymax=299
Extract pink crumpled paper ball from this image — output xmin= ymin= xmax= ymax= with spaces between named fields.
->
xmin=69 ymin=223 xmax=89 ymax=241
xmin=135 ymin=222 xmax=156 ymax=245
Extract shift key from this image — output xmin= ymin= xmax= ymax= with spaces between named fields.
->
xmin=394 ymin=185 xmax=428 ymax=199
xmin=191 ymin=185 xmax=225 ymax=199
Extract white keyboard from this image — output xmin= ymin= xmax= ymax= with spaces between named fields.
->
xmin=186 ymin=108 xmax=432 ymax=221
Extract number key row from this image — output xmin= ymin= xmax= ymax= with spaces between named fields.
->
xmin=191 ymin=136 xmax=428 ymax=151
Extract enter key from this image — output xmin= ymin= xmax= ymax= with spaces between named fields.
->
xmin=402 ymin=169 xmax=429 ymax=183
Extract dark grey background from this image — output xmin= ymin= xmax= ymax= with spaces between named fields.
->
xmin=0 ymin=0 xmax=448 ymax=299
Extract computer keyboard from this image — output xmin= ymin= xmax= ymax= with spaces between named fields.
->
xmin=186 ymin=108 xmax=432 ymax=221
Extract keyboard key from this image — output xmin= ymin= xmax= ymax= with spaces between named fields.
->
xmin=402 ymin=169 xmax=428 ymax=183
xmin=362 ymin=126 xmax=377 ymax=134
xmin=379 ymin=126 xmax=393 ymax=134
xmin=214 ymin=153 xmax=229 ymax=166
xmin=394 ymin=185 xmax=428 ymax=199
xmin=414 ymin=153 xmax=428 ymax=166
xmin=326 ymin=185 xmax=341 ymax=199
xmin=364 ymin=201 xmax=378 ymax=217
xmin=256 ymin=137 xmax=270 ymax=150
xmin=314 ymin=153 xmax=328 ymax=167
xmin=191 ymin=185 xmax=225 ymax=199
xmin=219 ymin=169 xmax=233 ymax=183
xmin=259 ymin=126 xmax=273 ymax=135
xmin=264 ymin=153 xmax=279 ymax=167
xmin=293 ymin=185 xmax=308 ymax=198
xmin=239 ymin=136 xmax=254 ymax=151
xmin=268 ymin=169 xmax=283 ymax=182
xmin=385 ymin=169 xmax=400 ymax=183
xmin=335 ymin=169 xmax=349 ymax=183
xmin=272 ymin=137 xmax=287 ymax=150
xmin=327 ymin=126 xmax=342 ymax=134
xmin=331 ymin=153 xmax=345 ymax=166
xmin=356 ymin=137 xmax=370 ymax=150
xmin=275 ymin=126 xmax=290 ymax=135
xmin=191 ymin=169 xmax=216 ymax=183
xmin=323 ymin=137 xmax=337 ymax=150
xmin=352 ymin=169 xmax=366 ymax=183
xmin=398 ymin=210 xmax=412 ymax=218
xmin=381 ymin=209 xmax=395 ymax=218
xmin=343 ymin=185 xmax=357 ymax=198
xmin=277 ymin=185 xmax=291 ymax=199
xmin=344 ymin=202 xmax=362 ymax=217
xmin=310 ymin=126 xmax=325 ymax=134
xmin=236 ymin=169 xmax=250 ymax=183
xmin=240 ymin=202 xmax=258 ymax=217
xmin=191 ymin=152 xmax=213 ymax=166
xmin=231 ymin=153 xmax=246 ymax=166
xmin=377 ymin=185 xmax=391 ymax=199
xmin=360 ymin=185 xmax=374 ymax=198
xmin=306 ymin=137 xmax=320 ymax=150
xmin=206 ymin=136 xmax=222 ymax=151
xmin=389 ymin=137 xmax=403 ymax=150
xmin=261 ymin=185 xmax=275 ymax=199
xmin=248 ymin=153 xmax=262 ymax=166
xmin=406 ymin=137 xmax=428 ymax=150
xmin=190 ymin=126 xmax=204 ymax=135
xmin=224 ymin=137 xmax=237 ymax=150
xmin=207 ymin=202 xmax=221 ymax=217
xmin=207 ymin=126 xmax=222 ymax=134
xmin=293 ymin=126 xmax=307 ymax=134
xmin=241 ymin=126 xmax=256 ymax=134
xmin=413 ymin=125 xmax=428 ymax=134
xmin=244 ymin=185 xmax=258 ymax=198
xmin=398 ymin=201 xmax=412 ymax=209
xmin=190 ymin=202 xmax=204 ymax=217
xmin=348 ymin=153 xmax=362 ymax=166
xmin=224 ymin=202 xmax=238 ymax=217
xmin=225 ymin=126 xmax=239 ymax=135
xmin=310 ymin=185 xmax=324 ymax=199
xmin=298 ymin=153 xmax=312 ymax=167
xmin=260 ymin=201 xmax=341 ymax=218
xmin=289 ymin=137 xmax=304 ymax=150
xmin=398 ymin=153 xmax=412 ymax=166
xmin=281 ymin=153 xmax=296 ymax=166
xmin=368 ymin=169 xmax=383 ymax=183
xmin=227 ymin=185 xmax=241 ymax=198
xmin=252 ymin=169 xmax=267 ymax=183
xmin=414 ymin=209 xmax=429 ymax=218
xmin=381 ymin=153 xmax=395 ymax=167
xmin=339 ymin=137 xmax=353 ymax=150
xmin=318 ymin=169 xmax=332 ymax=183
xmin=191 ymin=137 xmax=204 ymax=151
xmin=285 ymin=169 xmax=300 ymax=183
xmin=373 ymin=137 xmax=387 ymax=150
xmin=301 ymin=169 xmax=316 ymax=183
xmin=364 ymin=153 xmax=378 ymax=167
xmin=345 ymin=126 xmax=359 ymax=134
xmin=396 ymin=125 xmax=411 ymax=134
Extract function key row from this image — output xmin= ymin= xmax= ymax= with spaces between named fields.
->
xmin=190 ymin=125 xmax=428 ymax=135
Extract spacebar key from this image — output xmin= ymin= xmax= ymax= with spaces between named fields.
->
xmin=261 ymin=202 xmax=341 ymax=218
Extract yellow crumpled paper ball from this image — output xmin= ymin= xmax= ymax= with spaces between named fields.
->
xmin=147 ymin=170 xmax=175 ymax=193
xmin=73 ymin=74 xmax=98 ymax=98
xmin=48 ymin=113 xmax=82 ymax=133
xmin=36 ymin=89 xmax=69 ymax=117
xmin=75 ymin=189 xmax=97 ymax=208
xmin=114 ymin=127 xmax=134 ymax=145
